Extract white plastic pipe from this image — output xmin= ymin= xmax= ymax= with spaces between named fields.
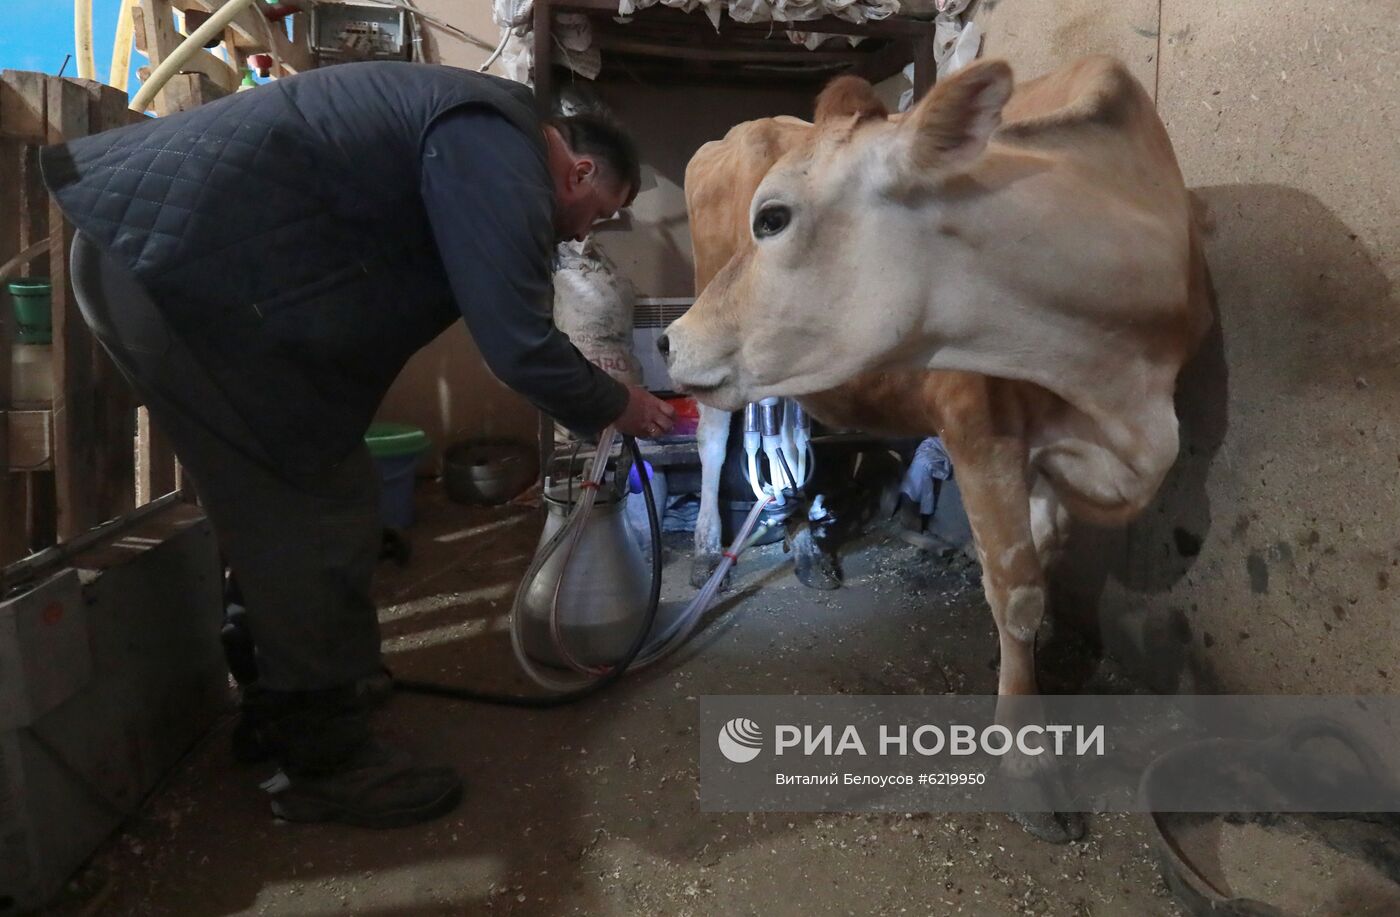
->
xmin=779 ymin=398 xmax=799 ymax=486
xmin=745 ymin=439 xmax=766 ymax=502
xmin=130 ymin=0 xmax=259 ymax=112
xmin=747 ymin=456 xmax=764 ymax=500
xmin=74 ymin=0 xmax=97 ymax=79
xmin=110 ymin=0 xmax=135 ymax=91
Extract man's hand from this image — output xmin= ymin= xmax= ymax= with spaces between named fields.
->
xmin=613 ymin=386 xmax=676 ymax=439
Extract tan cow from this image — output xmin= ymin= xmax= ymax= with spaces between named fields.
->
xmin=669 ymin=56 xmax=1211 ymax=840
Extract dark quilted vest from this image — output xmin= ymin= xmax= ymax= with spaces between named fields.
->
xmin=42 ymin=62 xmax=544 ymax=474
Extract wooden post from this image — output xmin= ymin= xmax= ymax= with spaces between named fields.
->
xmin=136 ymin=406 xmax=180 ymax=504
xmin=160 ymin=71 xmax=230 ymax=113
xmin=138 ymin=0 xmax=184 ymax=115
xmin=911 ymin=30 xmax=935 ymax=103
xmin=135 ymin=0 xmax=238 ymax=113
xmin=1 ymin=71 xmax=52 ymax=563
xmin=46 ymin=77 xmax=105 ymax=541
xmin=0 ymin=120 xmax=20 ymax=563
xmin=533 ymin=0 xmax=555 ymax=484
xmin=533 ymin=0 xmax=553 ymax=115
xmin=83 ymin=81 xmax=138 ymax=522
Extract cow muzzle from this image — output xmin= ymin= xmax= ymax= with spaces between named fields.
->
xmin=658 ymin=317 xmax=746 ymax=411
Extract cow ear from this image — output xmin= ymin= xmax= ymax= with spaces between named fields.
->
xmin=815 ymin=75 xmax=888 ymax=126
xmin=903 ymin=59 xmax=1013 ymax=174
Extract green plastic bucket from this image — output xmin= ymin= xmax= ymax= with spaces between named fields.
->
xmin=365 ymin=423 xmax=430 ymax=528
xmin=8 ymin=279 xmax=52 ymax=344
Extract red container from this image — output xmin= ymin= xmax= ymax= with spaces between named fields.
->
xmin=665 ymin=395 xmax=700 ymax=437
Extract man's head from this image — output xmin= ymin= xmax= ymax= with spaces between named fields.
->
xmin=544 ymin=112 xmax=641 ymax=242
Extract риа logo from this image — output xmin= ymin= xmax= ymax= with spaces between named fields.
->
xmin=718 ymin=718 xmax=763 ymax=764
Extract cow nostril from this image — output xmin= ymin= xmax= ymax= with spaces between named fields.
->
xmin=657 ymin=334 xmax=670 ymax=357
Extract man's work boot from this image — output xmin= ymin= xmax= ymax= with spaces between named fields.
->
xmin=248 ymin=688 xmax=462 ymax=829
xmin=266 ymin=740 xmax=463 ymax=828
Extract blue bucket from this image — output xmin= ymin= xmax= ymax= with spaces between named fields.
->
xmin=365 ymin=423 xmax=429 ymax=529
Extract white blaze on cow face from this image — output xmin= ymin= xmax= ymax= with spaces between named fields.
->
xmin=664 ymin=62 xmax=1014 ymax=411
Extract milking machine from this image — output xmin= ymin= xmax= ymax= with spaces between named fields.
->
xmin=395 ymin=400 xmax=813 ymax=706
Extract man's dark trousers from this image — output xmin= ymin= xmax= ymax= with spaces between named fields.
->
xmin=70 ymin=232 xmax=383 ymax=694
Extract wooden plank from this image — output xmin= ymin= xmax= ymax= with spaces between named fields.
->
xmin=180 ymin=0 xmax=263 ymax=48
xmin=596 ymin=66 xmax=846 ymax=89
xmin=27 ymin=471 xmax=58 ymax=553
xmin=594 ymin=35 xmax=863 ymax=64
xmin=183 ymin=0 xmax=312 ymax=73
xmin=275 ymin=26 xmax=314 ymax=74
xmin=292 ymin=9 xmax=310 ymax=56
xmin=81 ymin=80 xmax=138 ymax=521
xmin=0 ymin=137 xmax=23 ymax=564
xmin=0 ymin=71 xmax=48 ymax=144
xmin=564 ymin=1 xmax=936 ymax=40
xmin=139 ymin=0 xmax=186 ymax=76
xmin=46 ymin=76 xmax=101 ymax=542
xmin=175 ymin=51 xmax=239 ymax=97
xmin=534 ymin=0 xmax=554 ymax=114
xmin=18 ymin=147 xmax=47 ymax=257
xmin=136 ymin=407 xmax=179 ymax=504
xmin=912 ymin=32 xmax=935 ymax=102
xmin=136 ymin=0 xmax=238 ymax=113
xmin=225 ymin=26 xmax=249 ymax=78
xmin=10 ymin=77 xmax=50 ymax=554
xmin=86 ymin=79 xmax=133 ymax=131
xmin=6 ymin=410 xmax=53 ymax=471
xmin=132 ymin=4 xmax=150 ymax=56
xmin=160 ymin=71 xmax=229 ymax=113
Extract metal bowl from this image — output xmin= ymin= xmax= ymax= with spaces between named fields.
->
xmin=443 ymin=439 xmax=536 ymax=506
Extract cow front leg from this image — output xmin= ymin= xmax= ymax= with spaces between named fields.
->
xmin=1026 ymin=474 xmax=1071 ymax=646
xmin=692 ymin=404 xmax=732 ymax=588
xmin=945 ymin=438 xmax=1044 ymax=700
xmin=1029 ymin=474 xmax=1070 ymax=573
xmin=943 ymin=383 xmax=1084 ymax=843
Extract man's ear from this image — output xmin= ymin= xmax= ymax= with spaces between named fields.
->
xmin=899 ymin=59 xmax=1013 ymax=176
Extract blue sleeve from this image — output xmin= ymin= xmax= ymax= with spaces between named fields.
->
xmin=420 ymin=106 xmax=629 ymax=434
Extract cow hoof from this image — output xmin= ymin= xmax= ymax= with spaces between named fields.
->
xmin=794 ymin=551 xmax=842 ymax=591
xmin=691 ymin=553 xmax=730 ymax=591
xmin=1010 ymin=810 xmax=1086 ymax=844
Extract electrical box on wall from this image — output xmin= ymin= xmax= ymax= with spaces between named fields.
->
xmin=310 ymin=3 xmax=413 ymax=65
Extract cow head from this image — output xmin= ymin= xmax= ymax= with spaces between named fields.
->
xmin=663 ymin=60 xmax=1014 ymax=411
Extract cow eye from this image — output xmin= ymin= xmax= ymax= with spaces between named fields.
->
xmin=753 ymin=205 xmax=791 ymax=239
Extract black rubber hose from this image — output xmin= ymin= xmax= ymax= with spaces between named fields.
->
xmin=393 ymin=434 xmax=663 ymax=707
xmin=774 ymin=447 xmax=799 ymax=497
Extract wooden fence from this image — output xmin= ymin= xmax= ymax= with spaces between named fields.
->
xmin=0 ymin=71 xmax=186 ymax=568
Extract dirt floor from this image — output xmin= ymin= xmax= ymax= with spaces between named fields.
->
xmin=51 ymin=483 xmax=1183 ymax=917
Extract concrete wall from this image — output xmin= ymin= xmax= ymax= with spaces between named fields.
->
xmin=972 ymin=1 xmax=1399 ymax=692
